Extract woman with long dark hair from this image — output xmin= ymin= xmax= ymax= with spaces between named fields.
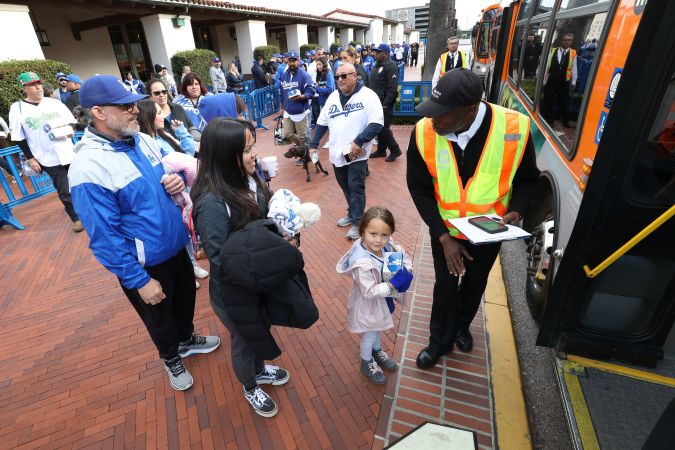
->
xmin=147 ymin=79 xmax=201 ymax=142
xmin=311 ymin=56 xmax=335 ymax=128
xmin=136 ymin=99 xmax=209 ymax=284
xmin=191 ymin=118 xmax=292 ymax=418
xmin=174 ymin=72 xmax=212 ymax=133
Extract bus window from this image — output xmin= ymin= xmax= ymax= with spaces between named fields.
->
xmin=630 ymin=71 xmax=675 ymax=204
xmin=520 ymin=22 xmax=547 ymax=103
xmin=539 ymin=11 xmax=608 ymax=150
xmin=559 ymin=0 xmax=608 ymax=11
xmin=478 ymin=21 xmax=491 ymax=57
xmin=516 ymin=0 xmax=535 ymax=22
xmin=533 ymin=0 xmax=556 ymax=16
xmin=509 ymin=26 xmax=527 ymax=83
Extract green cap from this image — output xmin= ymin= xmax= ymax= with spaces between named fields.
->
xmin=18 ymin=72 xmax=42 ymax=87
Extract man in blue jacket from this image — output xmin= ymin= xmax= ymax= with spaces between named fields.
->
xmin=279 ymin=51 xmax=316 ymax=144
xmin=68 ymin=75 xmax=220 ymax=392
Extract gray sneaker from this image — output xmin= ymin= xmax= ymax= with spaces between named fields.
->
xmin=255 ymin=365 xmax=290 ymax=385
xmin=360 ymin=358 xmax=386 ymax=384
xmin=346 ymin=225 xmax=360 ymax=240
xmin=373 ymin=349 xmax=398 ymax=371
xmin=337 ymin=215 xmax=352 ymax=227
xmin=243 ymin=386 xmax=278 ymax=418
xmin=163 ymin=356 xmax=193 ymax=391
xmin=178 ymin=334 xmax=220 ymax=358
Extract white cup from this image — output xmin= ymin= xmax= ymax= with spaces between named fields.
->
xmin=262 ymin=156 xmax=278 ymax=177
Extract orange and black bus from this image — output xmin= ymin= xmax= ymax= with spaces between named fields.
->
xmin=488 ymin=0 xmax=674 ymax=445
xmin=488 ymin=0 xmax=674 ymax=364
xmin=471 ymin=2 xmax=503 ymax=87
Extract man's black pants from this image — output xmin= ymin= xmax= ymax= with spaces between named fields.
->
xmin=428 ymin=236 xmax=501 ymax=353
xmin=543 ymin=80 xmax=571 ymax=124
xmin=42 ymin=164 xmax=78 ymax=222
xmin=376 ymin=113 xmax=401 ymax=156
xmin=122 ymin=250 xmax=196 ymax=360
xmin=410 ymin=55 xmax=418 ymax=67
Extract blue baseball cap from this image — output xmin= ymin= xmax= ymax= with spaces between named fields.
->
xmin=309 ymin=50 xmax=316 ymax=56
xmin=55 ymin=72 xmax=67 ymax=80
xmin=374 ymin=43 xmax=390 ymax=53
xmin=286 ymin=51 xmax=299 ymax=60
xmin=273 ymin=53 xmax=282 ymax=58
xmin=337 ymin=46 xmax=344 ymax=52
xmin=355 ymin=45 xmax=362 ymax=51
xmin=80 ymin=75 xmax=148 ymax=108
xmin=64 ymin=74 xmax=82 ymax=84
xmin=212 ymin=57 xmax=221 ymax=62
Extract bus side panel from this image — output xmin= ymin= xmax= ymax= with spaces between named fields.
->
xmin=499 ymin=85 xmax=583 ymax=252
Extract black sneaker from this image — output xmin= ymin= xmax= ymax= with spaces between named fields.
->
xmin=243 ymin=386 xmax=278 ymax=418
xmin=255 ymin=365 xmax=290 ymax=386
xmin=369 ymin=150 xmax=387 ymax=158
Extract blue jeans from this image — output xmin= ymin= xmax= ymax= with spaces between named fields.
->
xmin=333 ymin=160 xmax=367 ymax=225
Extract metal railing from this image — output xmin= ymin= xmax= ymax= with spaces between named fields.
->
xmin=239 ymin=85 xmax=281 ymax=130
xmin=393 ymin=81 xmax=433 ymax=116
xmin=0 ymin=132 xmax=83 ymax=230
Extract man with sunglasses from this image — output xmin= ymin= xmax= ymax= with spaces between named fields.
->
xmin=68 ymin=75 xmax=220 ymax=392
xmin=309 ymin=63 xmax=383 ymax=239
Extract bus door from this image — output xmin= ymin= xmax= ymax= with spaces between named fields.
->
xmin=537 ymin=0 xmax=675 ymax=366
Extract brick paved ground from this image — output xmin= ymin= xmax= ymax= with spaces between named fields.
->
xmin=0 ymin=65 xmax=497 ymax=449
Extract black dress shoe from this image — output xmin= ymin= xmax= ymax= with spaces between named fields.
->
xmin=455 ymin=330 xmax=473 ymax=353
xmin=384 ymin=151 xmax=402 ymax=162
xmin=369 ymin=150 xmax=387 ymax=158
xmin=416 ymin=347 xmax=441 ymax=369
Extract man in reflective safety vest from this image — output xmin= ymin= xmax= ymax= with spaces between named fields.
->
xmin=543 ymin=33 xmax=577 ymax=127
xmin=406 ymin=69 xmax=540 ymax=369
xmin=432 ymin=37 xmax=469 ymax=88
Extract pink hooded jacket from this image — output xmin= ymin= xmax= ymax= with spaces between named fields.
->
xmin=336 ymin=238 xmax=412 ymax=333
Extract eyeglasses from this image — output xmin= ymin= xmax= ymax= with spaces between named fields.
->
xmin=100 ymin=102 xmax=137 ymax=113
xmin=152 ymin=89 xmax=168 ymax=96
xmin=336 ymin=72 xmax=356 ymax=80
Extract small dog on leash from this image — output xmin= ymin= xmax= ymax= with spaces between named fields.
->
xmin=283 ymin=135 xmax=329 ymax=182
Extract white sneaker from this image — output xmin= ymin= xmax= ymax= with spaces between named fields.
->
xmin=346 ymin=225 xmax=360 ymax=240
xmin=193 ymin=265 xmax=209 ymax=279
xmin=178 ymin=333 xmax=221 ymax=358
xmin=337 ymin=215 xmax=352 ymax=227
xmin=163 ymin=356 xmax=193 ymax=391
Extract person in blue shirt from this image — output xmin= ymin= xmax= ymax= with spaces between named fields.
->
xmin=311 ymin=56 xmax=335 ymax=128
xmin=279 ymin=51 xmax=315 ymax=144
xmin=361 ymin=47 xmax=375 ymax=74
xmin=69 ymin=75 xmax=220 ymax=392
xmin=274 ymin=54 xmax=288 ymax=92
xmin=55 ymin=72 xmax=71 ymax=104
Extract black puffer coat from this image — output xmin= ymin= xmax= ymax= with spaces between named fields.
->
xmin=193 ymin=191 xmax=318 ymax=360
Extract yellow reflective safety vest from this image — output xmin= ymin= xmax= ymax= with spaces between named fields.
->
xmin=439 ymin=50 xmax=469 ymax=77
xmin=546 ymin=48 xmax=577 ymax=81
xmin=415 ymin=103 xmax=530 ymax=239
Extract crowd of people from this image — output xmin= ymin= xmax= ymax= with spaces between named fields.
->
xmin=4 ymin=36 xmax=539 ymax=423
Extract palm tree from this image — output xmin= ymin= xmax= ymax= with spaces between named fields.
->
xmin=422 ymin=0 xmax=453 ymax=81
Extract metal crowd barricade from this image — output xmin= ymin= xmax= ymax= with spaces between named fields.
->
xmin=242 ymin=80 xmax=256 ymax=94
xmin=246 ymin=85 xmax=281 ymax=130
xmin=394 ymin=81 xmax=433 ymax=116
xmin=0 ymin=132 xmax=83 ymax=230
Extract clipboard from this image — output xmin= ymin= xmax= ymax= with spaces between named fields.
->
xmin=449 ymin=215 xmax=531 ymax=244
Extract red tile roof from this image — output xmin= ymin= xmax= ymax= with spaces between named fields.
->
xmin=147 ymin=0 xmax=366 ymax=27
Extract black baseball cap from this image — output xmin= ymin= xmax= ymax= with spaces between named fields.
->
xmin=416 ymin=68 xmax=483 ymax=117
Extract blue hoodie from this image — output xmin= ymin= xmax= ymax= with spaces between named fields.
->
xmin=280 ymin=67 xmax=315 ymax=115
xmin=68 ymin=127 xmax=188 ymax=289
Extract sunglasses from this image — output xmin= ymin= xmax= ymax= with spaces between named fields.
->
xmin=152 ymin=89 xmax=168 ymax=96
xmin=336 ymin=72 xmax=356 ymax=80
xmin=100 ymin=102 xmax=137 ymax=113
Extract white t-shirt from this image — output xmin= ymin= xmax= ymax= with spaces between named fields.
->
xmin=317 ymin=85 xmax=384 ymax=168
xmin=9 ymin=97 xmax=76 ymax=167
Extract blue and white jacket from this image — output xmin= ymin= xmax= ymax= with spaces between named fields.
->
xmin=279 ymin=68 xmax=315 ymax=115
xmin=68 ymin=127 xmax=188 ymax=290
xmin=173 ymin=94 xmax=212 ymax=132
